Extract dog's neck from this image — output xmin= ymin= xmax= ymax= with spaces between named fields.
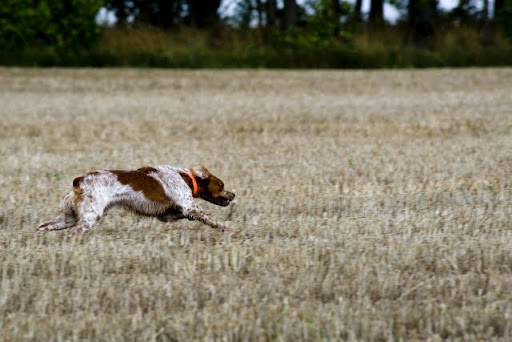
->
xmin=180 ymin=170 xmax=198 ymax=197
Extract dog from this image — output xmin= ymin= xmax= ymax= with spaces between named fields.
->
xmin=37 ymin=165 xmax=235 ymax=233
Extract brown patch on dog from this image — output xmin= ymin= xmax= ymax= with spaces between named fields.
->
xmin=73 ymin=176 xmax=84 ymax=188
xmin=73 ymin=171 xmax=100 ymax=187
xmin=138 ymin=166 xmax=158 ymax=173
xmin=73 ymin=186 xmax=83 ymax=206
xmin=203 ymin=174 xmax=224 ymax=196
xmin=72 ymin=176 xmax=84 ymax=205
xmin=72 ymin=171 xmax=100 ymax=207
xmin=112 ymin=169 xmax=170 ymax=205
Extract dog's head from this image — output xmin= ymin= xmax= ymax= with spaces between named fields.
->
xmin=190 ymin=165 xmax=235 ymax=207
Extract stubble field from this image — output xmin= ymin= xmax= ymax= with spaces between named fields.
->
xmin=1 ymin=68 xmax=512 ymax=341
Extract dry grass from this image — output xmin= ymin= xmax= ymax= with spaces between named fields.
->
xmin=1 ymin=68 xmax=512 ymax=341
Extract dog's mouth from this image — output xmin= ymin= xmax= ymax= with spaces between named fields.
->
xmin=203 ymin=196 xmax=231 ymax=207
xmin=202 ymin=192 xmax=234 ymax=207
xmin=215 ymin=198 xmax=231 ymax=207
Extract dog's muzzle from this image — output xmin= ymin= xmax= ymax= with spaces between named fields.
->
xmin=207 ymin=191 xmax=235 ymax=207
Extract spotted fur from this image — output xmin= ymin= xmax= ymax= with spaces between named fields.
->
xmin=38 ymin=165 xmax=235 ymax=233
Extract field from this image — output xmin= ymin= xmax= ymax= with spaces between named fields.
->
xmin=1 ymin=68 xmax=512 ymax=341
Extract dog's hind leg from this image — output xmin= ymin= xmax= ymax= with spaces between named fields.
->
xmin=37 ymin=192 xmax=77 ymax=231
xmin=72 ymin=194 xmax=105 ymax=234
xmin=157 ymin=209 xmax=187 ymax=223
xmin=73 ymin=215 xmax=99 ymax=234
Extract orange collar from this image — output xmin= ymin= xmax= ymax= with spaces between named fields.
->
xmin=186 ymin=170 xmax=198 ymax=197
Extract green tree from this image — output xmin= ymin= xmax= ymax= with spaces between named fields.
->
xmin=0 ymin=0 xmax=48 ymax=50
xmin=0 ymin=0 xmax=103 ymax=54
xmin=44 ymin=0 xmax=104 ymax=52
xmin=494 ymin=0 xmax=512 ymax=41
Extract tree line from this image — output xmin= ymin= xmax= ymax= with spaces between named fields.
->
xmin=106 ymin=0 xmax=511 ymax=43
xmin=0 ymin=0 xmax=511 ymax=67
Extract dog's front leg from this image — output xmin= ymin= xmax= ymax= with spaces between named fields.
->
xmin=182 ymin=205 xmax=228 ymax=231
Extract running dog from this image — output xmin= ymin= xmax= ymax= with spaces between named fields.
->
xmin=37 ymin=165 xmax=235 ymax=233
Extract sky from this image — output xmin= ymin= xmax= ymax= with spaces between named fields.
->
xmin=96 ymin=0 xmax=469 ymax=26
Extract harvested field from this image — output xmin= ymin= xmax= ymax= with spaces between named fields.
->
xmin=1 ymin=68 xmax=512 ymax=341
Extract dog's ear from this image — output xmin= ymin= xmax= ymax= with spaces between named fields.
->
xmin=190 ymin=165 xmax=210 ymax=180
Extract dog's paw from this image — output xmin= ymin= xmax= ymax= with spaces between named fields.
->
xmin=216 ymin=223 xmax=229 ymax=232
xmin=73 ymin=227 xmax=91 ymax=235
xmin=36 ymin=224 xmax=50 ymax=232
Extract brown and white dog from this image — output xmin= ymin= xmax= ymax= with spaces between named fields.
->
xmin=38 ymin=165 xmax=235 ymax=233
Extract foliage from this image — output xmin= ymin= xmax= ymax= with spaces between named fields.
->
xmin=0 ymin=0 xmax=103 ymax=55
xmin=0 ymin=0 xmax=47 ymax=50
xmin=0 ymin=0 xmax=512 ymax=67
xmin=496 ymin=0 xmax=512 ymax=42
xmin=43 ymin=0 xmax=104 ymax=53
xmin=0 ymin=25 xmax=510 ymax=68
